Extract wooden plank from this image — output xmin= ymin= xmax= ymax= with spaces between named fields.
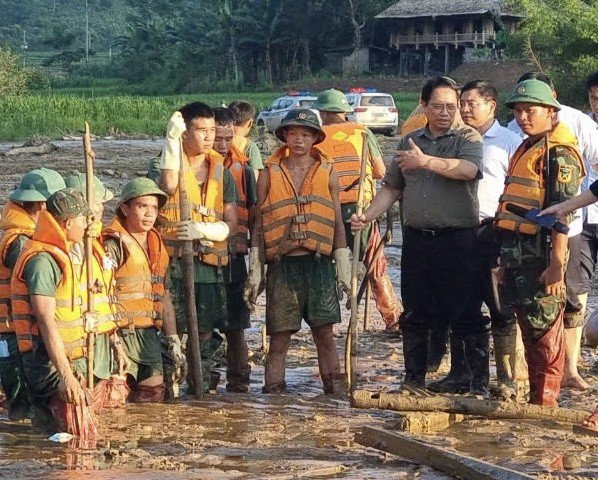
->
xmin=356 ymin=426 xmax=534 ymax=480
xmin=396 ymin=412 xmax=464 ymax=434
xmin=352 ymin=390 xmax=590 ymax=424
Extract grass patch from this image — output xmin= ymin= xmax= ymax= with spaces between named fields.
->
xmin=1 ymin=91 xmax=421 ymax=141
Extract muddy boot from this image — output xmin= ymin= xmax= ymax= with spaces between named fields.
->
xmin=491 ymin=326 xmax=517 ymax=400
xmin=402 ymin=328 xmax=429 ymax=388
xmin=427 ymin=325 xmax=449 ymax=373
xmin=463 ymin=332 xmax=490 ymax=396
xmin=225 ymin=330 xmax=251 ymax=393
xmin=513 ymin=326 xmax=530 ymax=400
xmin=262 ymin=381 xmax=287 ymax=394
xmin=428 ymin=334 xmax=471 ymax=394
xmin=322 ymin=373 xmax=347 ymax=395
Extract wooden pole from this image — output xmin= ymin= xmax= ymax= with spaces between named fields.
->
xmin=363 ymin=282 xmax=371 ymax=331
xmin=178 ymin=141 xmax=204 ymax=399
xmin=83 ymin=122 xmax=95 ymax=390
xmin=345 ymin=132 xmax=369 ymax=393
xmin=352 ymin=390 xmax=591 ymax=424
xmin=356 ymin=426 xmax=535 ymax=480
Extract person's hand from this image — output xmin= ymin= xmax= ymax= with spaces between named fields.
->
xmin=111 ymin=334 xmax=131 ymax=376
xmin=59 ymin=372 xmax=87 ymax=406
xmin=396 ymin=138 xmax=429 ymax=171
xmin=538 ymin=201 xmax=573 ymax=220
xmin=350 ymin=213 xmax=369 ymax=232
xmin=166 ymin=111 xmax=186 ymax=140
xmin=243 ymin=247 xmax=264 ymax=311
xmin=163 ymin=334 xmax=187 ymax=381
xmin=539 ymin=264 xmax=565 ymax=296
xmin=333 ymin=248 xmax=351 ymax=305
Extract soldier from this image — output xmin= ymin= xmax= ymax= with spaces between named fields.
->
xmin=496 ymin=79 xmax=585 ymax=407
xmin=429 ymin=81 xmax=524 ymax=398
xmin=314 ymin=89 xmax=403 ymax=331
xmin=229 ymin=100 xmax=265 ymax=179
xmin=102 ymin=178 xmax=182 ymax=402
xmin=155 ymin=102 xmax=238 ymax=394
xmin=0 ymin=168 xmax=65 ymax=421
xmin=244 ymin=109 xmax=351 ymax=394
xmin=11 ymin=189 xmax=120 ymax=432
xmin=212 ymin=107 xmax=256 ymax=393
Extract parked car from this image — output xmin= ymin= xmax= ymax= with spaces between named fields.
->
xmin=256 ymin=91 xmax=320 ymax=132
xmin=344 ymin=88 xmax=399 ymax=136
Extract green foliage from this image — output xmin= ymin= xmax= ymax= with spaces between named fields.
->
xmin=507 ymin=0 xmax=598 ymax=103
xmin=0 ymin=47 xmax=33 ymax=95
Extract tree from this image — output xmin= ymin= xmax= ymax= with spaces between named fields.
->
xmin=0 ymin=47 xmax=32 ymax=95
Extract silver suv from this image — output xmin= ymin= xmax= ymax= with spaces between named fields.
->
xmin=256 ymin=91 xmax=320 ymax=132
xmin=344 ymin=89 xmax=399 ymax=136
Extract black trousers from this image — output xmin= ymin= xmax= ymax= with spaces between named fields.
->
xmin=401 ymin=226 xmax=487 ymax=336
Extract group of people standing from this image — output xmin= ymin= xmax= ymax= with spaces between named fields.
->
xmin=1 ymin=71 xmax=598 ymax=435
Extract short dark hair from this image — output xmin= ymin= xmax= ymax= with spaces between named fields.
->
xmin=213 ymin=107 xmax=235 ymax=127
xmin=517 ymin=72 xmax=555 ymax=90
xmin=460 ymin=80 xmax=498 ymax=103
xmin=229 ymin=100 xmax=256 ymax=125
xmin=179 ymin=102 xmax=214 ymax=124
xmin=421 ymin=76 xmax=459 ymax=103
xmin=587 ymin=72 xmax=598 ymax=91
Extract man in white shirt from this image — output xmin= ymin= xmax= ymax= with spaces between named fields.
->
xmin=429 ymin=81 xmax=523 ymax=397
xmin=508 ymin=72 xmax=598 ymax=390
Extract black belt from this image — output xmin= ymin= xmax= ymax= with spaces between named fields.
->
xmin=406 ymin=226 xmax=468 ymax=238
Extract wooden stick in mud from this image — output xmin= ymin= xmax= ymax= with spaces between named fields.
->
xmin=356 ymin=426 xmax=535 ymax=480
xmin=352 ymin=390 xmax=591 ymax=424
xmin=83 ymin=122 xmax=95 ymax=390
xmin=178 ymin=139 xmax=204 ymax=399
xmin=345 ymin=132 xmax=369 ymax=393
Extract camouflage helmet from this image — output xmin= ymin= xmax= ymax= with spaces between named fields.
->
xmin=46 ymin=188 xmax=93 ymax=220
xmin=9 ymin=168 xmax=66 ymax=203
xmin=274 ymin=109 xmax=326 ymax=144
xmin=118 ymin=178 xmax=168 ymax=211
xmin=64 ymin=172 xmax=114 ymax=203
xmin=314 ymin=89 xmax=353 ymax=113
xmin=505 ymin=79 xmax=561 ymax=111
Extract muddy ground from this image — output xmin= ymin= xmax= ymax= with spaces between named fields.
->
xmin=0 ymin=135 xmax=597 ymax=479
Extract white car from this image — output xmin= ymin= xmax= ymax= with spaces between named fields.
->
xmin=256 ymin=91 xmax=320 ymax=132
xmin=344 ymin=88 xmax=399 ymax=136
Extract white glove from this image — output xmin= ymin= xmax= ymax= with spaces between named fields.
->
xmin=243 ymin=247 xmax=264 ymax=311
xmin=333 ymin=248 xmax=351 ymax=302
xmin=159 ymin=111 xmax=186 ymax=172
xmin=175 ymin=221 xmax=229 ymax=242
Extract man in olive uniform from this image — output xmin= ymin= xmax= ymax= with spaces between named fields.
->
xmin=496 ymin=79 xmax=586 ymax=407
xmin=315 ymin=89 xmax=403 ymax=331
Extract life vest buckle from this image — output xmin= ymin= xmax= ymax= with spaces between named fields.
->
xmin=293 ymin=214 xmax=308 ymax=224
xmin=289 ymin=231 xmax=308 ymax=241
xmin=296 ymin=195 xmax=311 ymax=205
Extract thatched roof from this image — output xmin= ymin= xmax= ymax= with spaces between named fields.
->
xmin=376 ymin=0 xmax=521 ymax=19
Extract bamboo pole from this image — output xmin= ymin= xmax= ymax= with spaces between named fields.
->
xmin=83 ymin=122 xmax=95 ymax=390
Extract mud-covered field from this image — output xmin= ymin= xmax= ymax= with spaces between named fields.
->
xmin=0 ymin=135 xmax=597 ymax=479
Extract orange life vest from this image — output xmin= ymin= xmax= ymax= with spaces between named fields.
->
xmin=11 ymin=211 xmax=117 ymax=359
xmin=318 ymin=123 xmax=375 ymax=204
xmin=262 ymin=146 xmax=336 ymax=262
xmin=224 ymin=144 xmax=250 ymax=254
xmin=102 ymin=218 xmax=169 ymax=330
xmin=495 ymin=122 xmax=586 ymax=235
xmin=0 ymin=202 xmax=36 ymax=333
xmin=158 ymin=150 xmax=229 ymax=266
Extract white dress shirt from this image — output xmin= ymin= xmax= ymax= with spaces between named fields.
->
xmin=507 ymin=104 xmax=598 ymax=232
xmin=478 ymin=120 xmax=522 ymax=221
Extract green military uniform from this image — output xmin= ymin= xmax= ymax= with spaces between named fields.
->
xmin=497 ymin=80 xmax=586 ymax=407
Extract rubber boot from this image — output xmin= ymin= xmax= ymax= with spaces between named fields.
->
xmin=427 ymin=325 xmax=449 ymax=373
xmin=225 ymin=330 xmax=251 ymax=393
xmin=463 ymin=332 xmax=490 ymax=396
xmin=428 ymin=333 xmax=471 ymax=393
xmin=513 ymin=325 xmax=530 ymax=400
xmin=402 ymin=328 xmax=430 ymax=388
xmin=491 ymin=325 xmax=517 ymax=399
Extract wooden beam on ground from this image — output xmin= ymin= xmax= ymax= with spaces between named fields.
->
xmin=573 ymin=425 xmax=598 ymax=437
xmin=396 ymin=412 xmax=465 ymax=434
xmin=352 ymin=390 xmax=590 ymax=424
xmin=356 ymin=426 xmax=535 ymax=480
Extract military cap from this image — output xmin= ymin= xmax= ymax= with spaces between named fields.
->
xmin=118 ymin=178 xmax=168 ymax=210
xmin=275 ymin=109 xmax=326 ymax=144
xmin=9 ymin=168 xmax=66 ymax=203
xmin=46 ymin=188 xmax=93 ymax=220
xmin=64 ymin=172 xmax=114 ymax=203
xmin=506 ymin=79 xmax=561 ymax=111
xmin=314 ymin=89 xmax=354 ymax=113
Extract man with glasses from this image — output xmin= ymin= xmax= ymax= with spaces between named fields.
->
xmin=428 ymin=81 xmax=524 ymax=398
xmin=351 ymin=76 xmax=486 ymax=393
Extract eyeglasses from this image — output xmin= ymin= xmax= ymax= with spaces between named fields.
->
xmin=428 ymin=103 xmax=457 ymax=113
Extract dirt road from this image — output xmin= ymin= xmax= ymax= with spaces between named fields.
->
xmin=0 ymin=136 xmax=597 ymax=479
